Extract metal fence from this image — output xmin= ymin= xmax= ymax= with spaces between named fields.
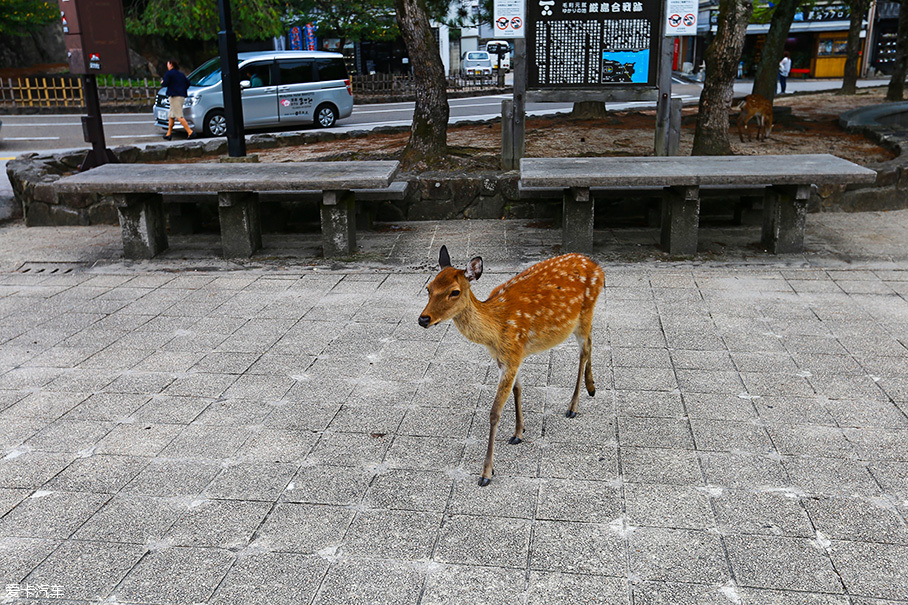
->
xmin=0 ymin=73 xmax=505 ymax=109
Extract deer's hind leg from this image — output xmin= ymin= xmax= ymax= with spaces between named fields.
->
xmin=509 ymin=374 xmax=525 ymax=445
xmin=567 ymin=311 xmax=595 ymax=418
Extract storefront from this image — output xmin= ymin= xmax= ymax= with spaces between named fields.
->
xmin=710 ymin=1 xmax=862 ymax=79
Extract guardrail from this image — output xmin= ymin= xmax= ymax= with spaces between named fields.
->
xmin=0 ymin=73 xmax=506 ymax=110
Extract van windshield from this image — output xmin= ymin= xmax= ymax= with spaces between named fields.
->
xmin=187 ymin=57 xmax=243 ymax=87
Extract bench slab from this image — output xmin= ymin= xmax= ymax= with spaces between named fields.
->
xmin=519 ymin=154 xmax=876 ymax=255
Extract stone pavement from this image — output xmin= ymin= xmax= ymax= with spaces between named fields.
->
xmin=1 ymin=212 xmax=907 ymax=604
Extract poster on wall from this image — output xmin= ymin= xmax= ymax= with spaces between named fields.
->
xmin=527 ymin=0 xmax=662 ymax=88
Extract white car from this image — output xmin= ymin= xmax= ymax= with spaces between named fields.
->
xmin=154 ymin=50 xmax=354 ymax=137
xmin=460 ymin=51 xmax=493 ymax=78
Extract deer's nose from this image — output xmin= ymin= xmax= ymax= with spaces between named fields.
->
xmin=418 ymin=315 xmax=431 ymax=328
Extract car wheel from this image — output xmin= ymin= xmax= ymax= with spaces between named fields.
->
xmin=203 ymin=110 xmax=227 ymax=137
xmin=315 ymin=104 xmax=337 ymax=128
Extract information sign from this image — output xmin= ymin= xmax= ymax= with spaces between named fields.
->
xmin=494 ymin=0 xmax=527 ymax=38
xmin=527 ymin=0 xmax=662 ymax=88
xmin=665 ymin=0 xmax=697 ymax=36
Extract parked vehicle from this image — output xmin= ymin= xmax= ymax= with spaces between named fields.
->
xmin=460 ymin=51 xmax=493 ymax=78
xmin=486 ymin=41 xmax=511 ymax=71
xmin=154 ymin=50 xmax=353 ymax=137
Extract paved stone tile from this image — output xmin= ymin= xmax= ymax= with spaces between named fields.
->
xmin=344 ymin=509 xmax=441 ymax=560
xmin=363 ymin=469 xmax=452 ymax=512
xmin=130 ymin=395 xmax=214 ymax=424
xmin=209 ymin=552 xmax=328 ymax=605
xmin=94 ymin=422 xmax=183 ymax=457
xmin=712 ymin=489 xmax=814 ymax=537
xmin=45 ymin=454 xmax=149 ymax=494
xmin=255 ymin=503 xmax=352 ymax=554
xmin=24 ymin=419 xmax=114 ymax=453
xmin=160 ymin=425 xmax=251 ymax=459
xmin=625 ymin=483 xmax=714 ymax=530
xmin=725 ymin=534 xmax=844 ymax=593
xmin=527 ymin=571 xmax=628 ymax=604
xmin=114 ymin=546 xmax=235 ymax=605
xmin=829 ymin=540 xmax=908 ymax=600
xmin=423 ymin=565 xmax=527 ymax=605
xmin=122 ymin=459 xmax=222 ymax=498
xmin=25 ymin=540 xmax=145 ymax=602
xmin=803 ymin=496 xmax=908 ymax=544
xmin=629 ymin=527 xmax=729 ymax=584
xmin=0 ymin=491 xmax=109 ymax=539
xmin=73 ymin=494 xmax=186 ymax=543
xmin=530 ymin=520 xmax=625 ymax=576
xmin=700 ymin=452 xmax=788 ymax=489
xmin=631 ymin=581 xmax=742 ymax=604
xmin=313 ymin=558 xmax=423 ymax=605
xmin=0 ymin=537 xmax=60 ymax=584
xmin=0 ymin=451 xmax=74 ymax=489
xmin=435 ymin=515 xmax=531 ymax=568
xmin=621 ymin=447 xmax=702 ymax=486
xmin=536 ymin=478 xmax=621 ymax=524
xmin=784 ymin=456 xmax=882 ymax=498
xmin=164 ymin=499 xmax=271 ymax=549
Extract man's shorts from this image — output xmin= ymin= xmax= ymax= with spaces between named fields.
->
xmin=168 ymin=97 xmax=185 ymax=119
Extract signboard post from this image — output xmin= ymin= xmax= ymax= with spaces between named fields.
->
xmin=655 ymin=0 xmax=695 ymax=155
xmin=498 ymin=0 xmax=526 ymax=170
xmin=57 ymin=0 xmax=130 ymax=170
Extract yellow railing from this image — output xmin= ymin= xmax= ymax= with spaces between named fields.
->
xmin=0 ymin=76 xmax=159 ymax=108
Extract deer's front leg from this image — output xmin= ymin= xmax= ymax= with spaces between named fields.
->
xmin=480 ymin=367 xmax=518 ymax=486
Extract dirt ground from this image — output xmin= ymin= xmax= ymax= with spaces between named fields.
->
xmin=258 ymin=87 xmax=896 ymax=170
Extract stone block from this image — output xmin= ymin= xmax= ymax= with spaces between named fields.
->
xmin=112 ymin=145 xmax=141 ymax=163
xmin=24 ymin=201 xmax=52 ymax=226
xmin=88 ymin=201 xmax=119 ymax=224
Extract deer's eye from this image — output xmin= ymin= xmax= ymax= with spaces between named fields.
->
xmin=450 ymin=290 xmax=461 ymax=298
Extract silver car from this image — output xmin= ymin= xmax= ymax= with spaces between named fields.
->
xmin=460 ymin=51 xmax=493 ymax=78
xmin=154 ymin=50 xmax=354 ymax=137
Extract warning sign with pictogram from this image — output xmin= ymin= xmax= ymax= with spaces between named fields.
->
xmin=665 ymin=0 xmax=697 ymax=35
xmin=494 ymin=0 xmax=525 ymax=38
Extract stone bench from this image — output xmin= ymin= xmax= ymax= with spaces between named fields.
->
xmin=164 ymin=180 xmax=410 ymax=235
xmin=519 ymin=155 xmax=877 ymax=254
xmin=53 ymin=161 xmax=400 ymax=259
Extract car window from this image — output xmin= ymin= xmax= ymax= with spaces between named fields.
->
xmin=242 ymin=61 xmax=272 ymax=87
xmin=315 ymin=58 xmax=347 ymax=81
xmin=278 ymin=60 xmax=314 ymax=85
xmin=466 ymin=52 xmax=490 ymax=61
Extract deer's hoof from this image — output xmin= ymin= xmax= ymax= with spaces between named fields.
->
xmin=588 ymin=388 xmax=596 ymax=397
xmin=566 ymin=410 xmax=578 ymax=418
xmin=478 ymin=476 xmax=492 ymax=487
xmin=508 ymin=436 xmax=522 ymax=445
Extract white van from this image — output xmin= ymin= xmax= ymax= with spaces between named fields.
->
xmin=486 ymin=41 xmax=511 ymax=71
xmin=154 ymin=50 xmax=353 ymax=137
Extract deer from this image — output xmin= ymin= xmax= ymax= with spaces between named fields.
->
xmin=418 ymin=246 xmax=605 ymax=486
xmin=736 ymin=93 xmax=774 ymax=142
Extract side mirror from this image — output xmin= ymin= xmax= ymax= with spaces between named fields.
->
xmin=239 ymin=80 xmax=250 ymax=89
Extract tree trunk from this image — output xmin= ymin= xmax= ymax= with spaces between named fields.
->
xmin=394 ymin=0 xmax=449 ymax=169
xmin=839 ymin=0 xmax=869 ymax=95
xmin=886 ymin=0 xmax=908 ymax=101
xmin=752 ymin=0 xmax=800 ymax=102
xmin=570 ymin=101 xmax=608 ymax=119
xmin=692 ymin=0 xmax=753 ymax=156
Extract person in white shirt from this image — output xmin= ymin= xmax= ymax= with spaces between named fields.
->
xmin=778 ymin=51 xmax=792 ymax=94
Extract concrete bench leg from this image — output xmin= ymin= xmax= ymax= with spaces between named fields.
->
xmin=218 ymin=192 xmax=262 ymax=258
xmin=762 ymin=184 xmax=810 ymax=253
xmin=321 ymin=190 xmax=356 ymax=257
xmin=112 ymin=192 xmax=168 ymax=259
xmin=661 ymin=185 xmax=700 ymax=255
xmin=562 ymin=187 xmax=593 ymax=253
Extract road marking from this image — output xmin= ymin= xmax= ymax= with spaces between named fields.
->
xmin=110 ymin=134 xmax=164 ymax=138
xmin=5 ymin=136 xmax=60 ymax=140
xmin=2 ymin=120 xmax=152 ymax=127
xmin=0 ymin=157 xmax=16 ymax=160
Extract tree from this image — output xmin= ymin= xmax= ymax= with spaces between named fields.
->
xmin=692 ymin=0 xmax=754 ymax=155
xmin=751 ymin=0 xmax=802 ymax=102
xmin=125 ymin=0 xmax=283 ymax=40
xmin=839 ymin=0 xmax=870 ymax=94
xmin=284 ymin=0 xmax=400 ymax=49
xmin=886 ymin=0 xmax=908 ymax=101
xmin=394 ymin=0 xmax=450 ymax=168
xmin=0 ymin=0 xmax=57 ymax=36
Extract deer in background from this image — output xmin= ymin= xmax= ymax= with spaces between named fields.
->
xmin=418 ymin=246 xmax=605 ymax=486
xmin=736 ymin=93 xmax=774 ymax=142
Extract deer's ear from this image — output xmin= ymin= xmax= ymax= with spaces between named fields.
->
xmin=439 ymin=246 xmax=451 ymax=268
xmin=465 ymin=256 xmax=483 ymax=281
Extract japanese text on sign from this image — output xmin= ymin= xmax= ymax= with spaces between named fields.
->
xmin=665 ymin=0 xmax=697 ymax=35
xmin=528 ymin=0 xmax=662 ymax=88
